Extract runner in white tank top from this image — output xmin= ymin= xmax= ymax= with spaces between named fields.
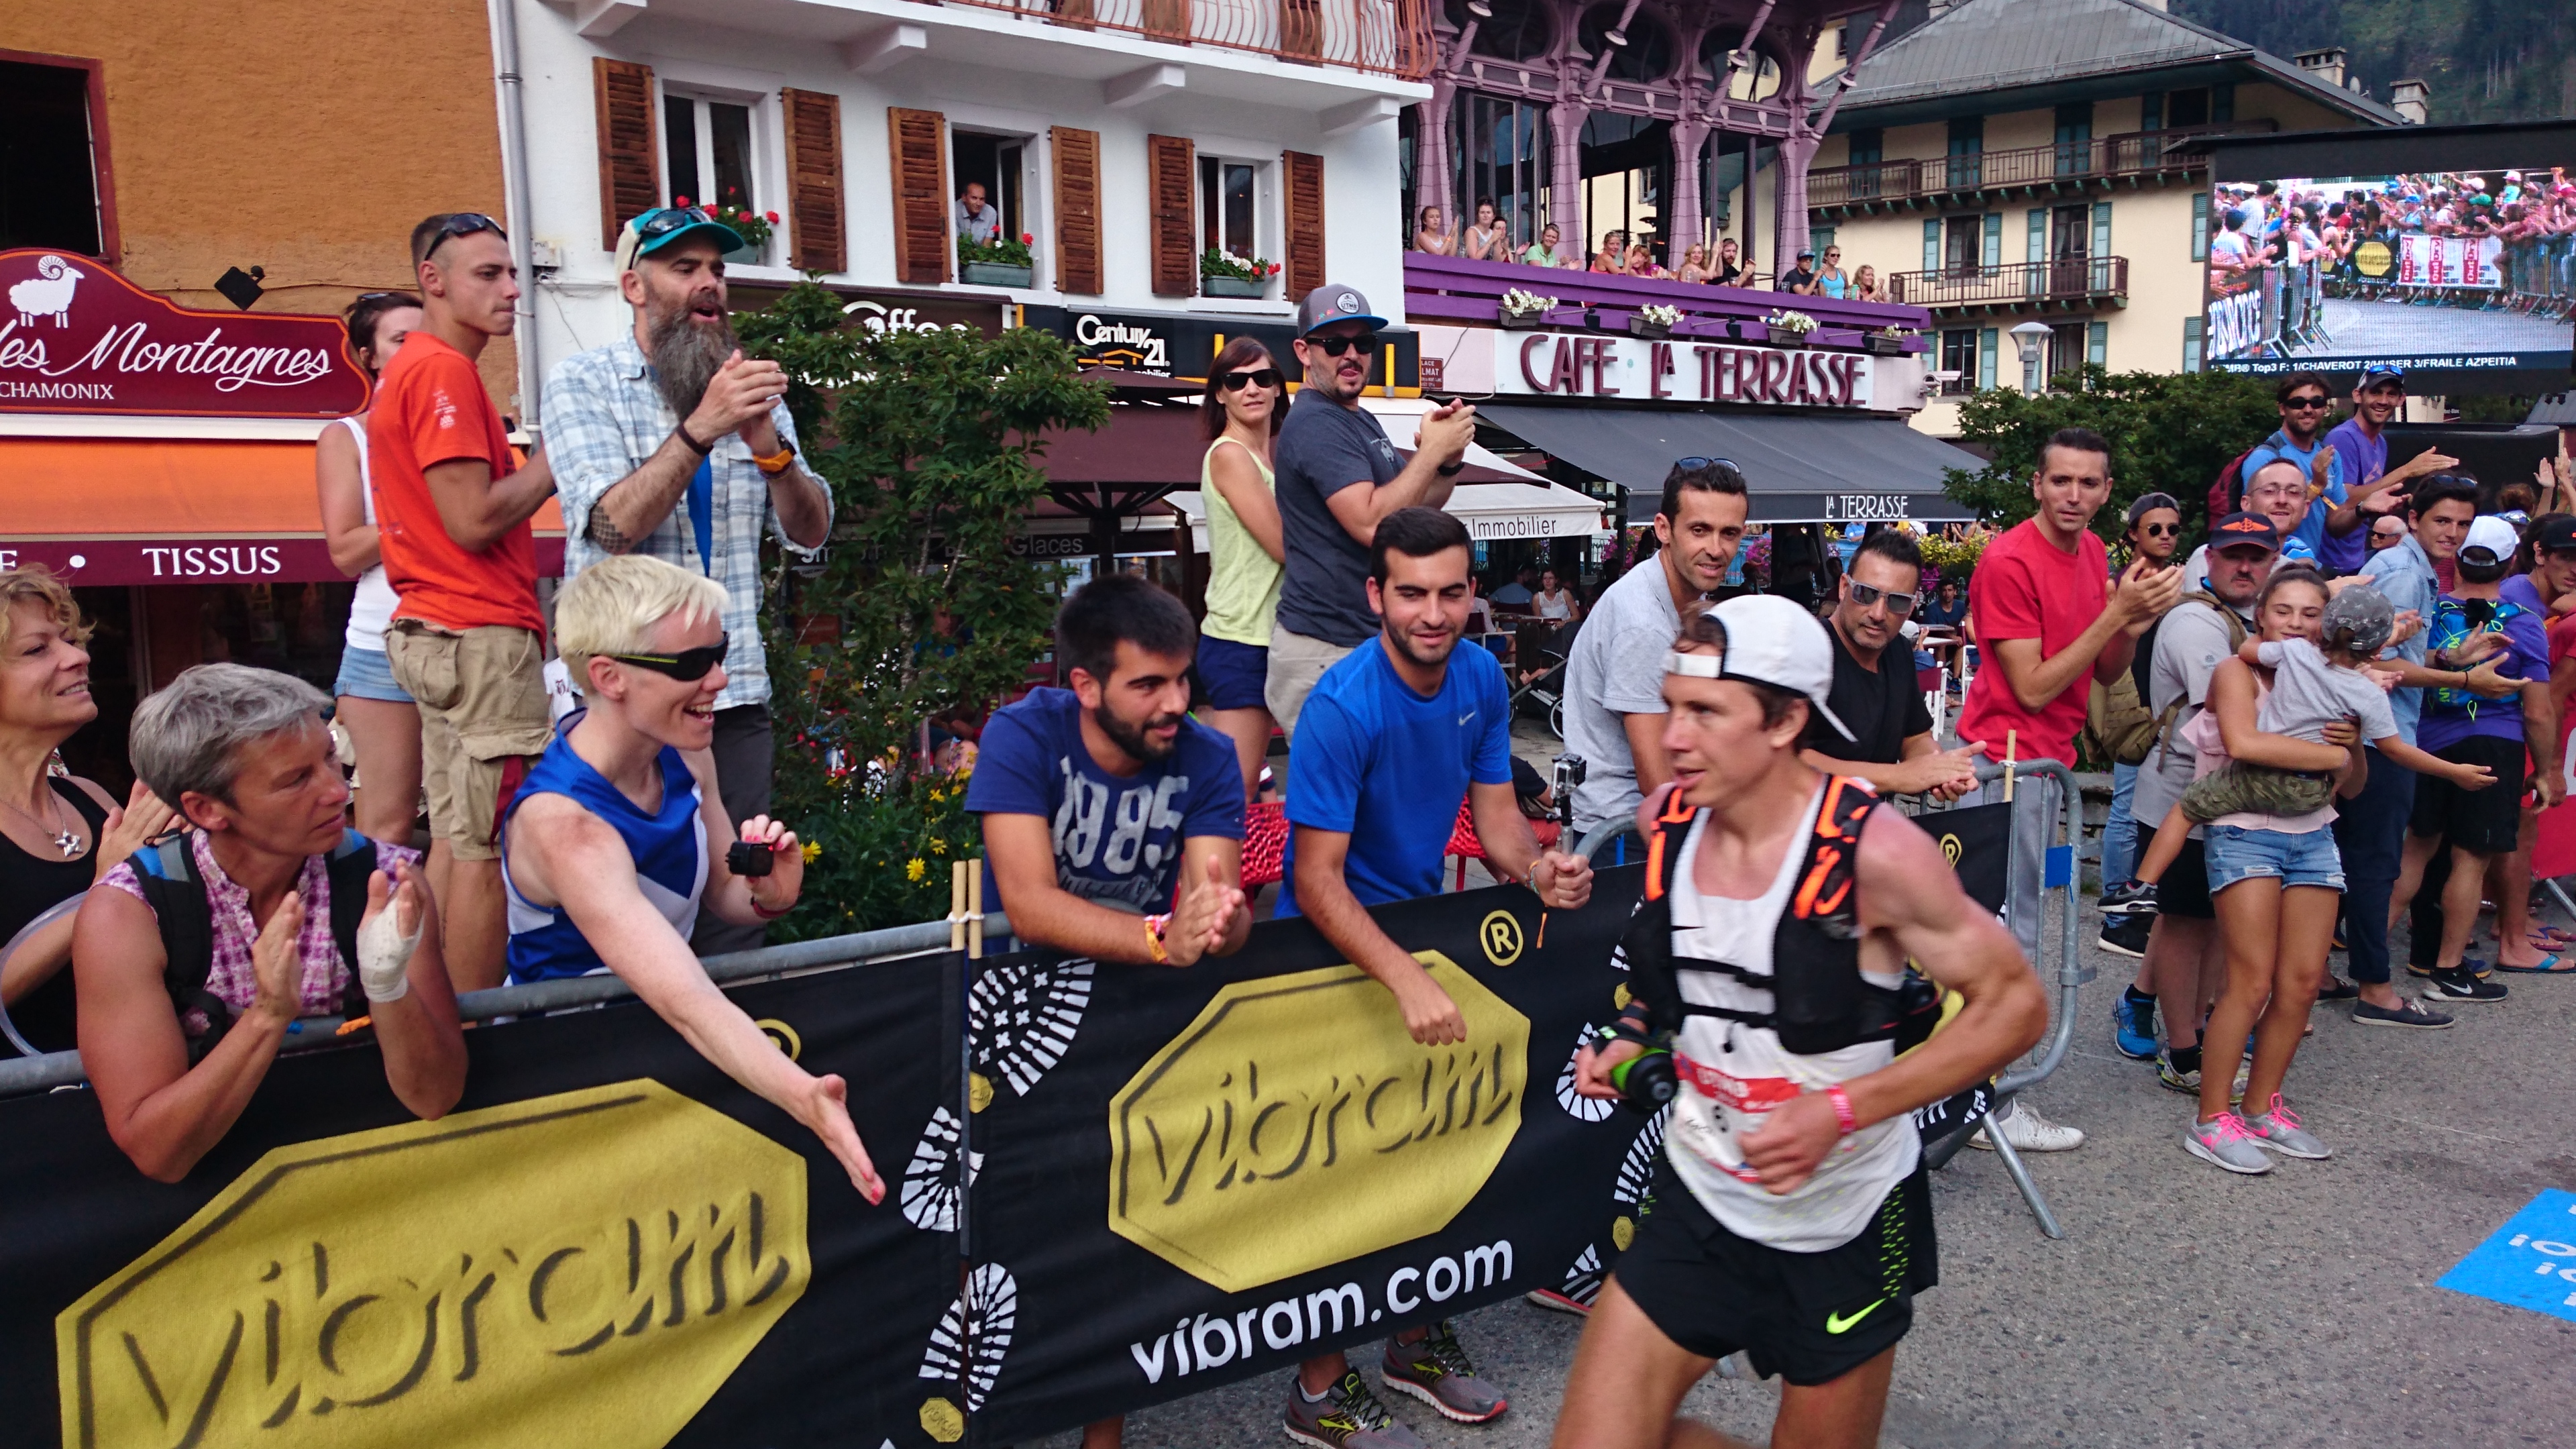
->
xmin=1558 ymin=594 xmax=2044 ymax=1446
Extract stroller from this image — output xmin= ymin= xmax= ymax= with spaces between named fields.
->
xmin=1507 ymin=618 xmax=1578 ymax=741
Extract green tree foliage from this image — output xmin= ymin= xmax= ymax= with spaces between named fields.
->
xmin=1942 ymin=366 xmax=2281 ymax=549
xmin=2175 ymin=0 xmax=2575 ymax=125
xmin=734 ymin=283 xmax=1111 ymax=938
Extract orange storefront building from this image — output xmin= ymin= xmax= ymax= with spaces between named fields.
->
xmin=0 ymin=2 xmax=556 ymax=787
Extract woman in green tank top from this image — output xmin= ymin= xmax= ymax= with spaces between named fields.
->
xmin=1196 ymin=337 xmax=1286 ymax=804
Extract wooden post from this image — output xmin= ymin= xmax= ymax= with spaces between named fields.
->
xmin=2002 ymin=728 xmax=2018 ymax=803
xmin=949 ymin=860 xmax=968 ymax=952
xmin=967 ymin=858 xmax=985 ymax=960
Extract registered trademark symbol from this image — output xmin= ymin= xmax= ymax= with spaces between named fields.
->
xmin=1479 ymin=911 xmax=1525 ymax=967
xmin=755 ymin=1018 xmax=802 ymax=1061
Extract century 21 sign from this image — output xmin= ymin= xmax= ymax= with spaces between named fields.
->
xmin=1503 ymin=331 xmax=1875 ymax=409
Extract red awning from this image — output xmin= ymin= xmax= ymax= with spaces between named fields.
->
xmin=0 ymin=437 xmax=566 ymax=586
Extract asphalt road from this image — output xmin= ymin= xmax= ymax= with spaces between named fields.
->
xmin=1049 ymin=822 xmax=2576 ymax=1447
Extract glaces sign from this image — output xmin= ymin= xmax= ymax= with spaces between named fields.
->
xmin=0 ymin=250 xmax=368 ymax=417
xmin=1496 ymin=330 xmax=1874 ymax=409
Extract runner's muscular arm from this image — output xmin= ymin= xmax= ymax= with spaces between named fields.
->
xmin=513 ymin=794 xmax=883 ymax=1201
xmin=1292 ymin=824 xmax=1463 ymax=1045
xmin=1736 ymin=808 xmax=2046 ymax=1194
xmin=424 ymin=450 xmax=558 ymax=553
xmin=979 ymin=815 xmax=1246 ymax=965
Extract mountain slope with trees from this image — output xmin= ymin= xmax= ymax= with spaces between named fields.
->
xmin=2175 ymin=0 xmax=2575 ymax=124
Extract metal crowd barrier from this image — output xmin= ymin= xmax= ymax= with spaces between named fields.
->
xmin=1573 ymin=757 xmax=2084 ymax=1238
xmin=0 ymin=912 xmax=1014 ymax=1100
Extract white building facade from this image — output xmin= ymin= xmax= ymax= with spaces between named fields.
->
xmin=502 ymin=0 xmax=1434 ymax=408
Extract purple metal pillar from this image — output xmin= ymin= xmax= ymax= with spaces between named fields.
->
xmin=1417 ymin=79 xmax=1456 ymax=239
xmin=1667 ymin=117 xmax=1711 ymax=264
xmin=1549 ymin=97 xmax=1589 ymax=263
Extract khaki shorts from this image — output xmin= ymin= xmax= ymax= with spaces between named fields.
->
xmin=384 ymin=621 xmax=552 ymax=860
xmin=1263 ymin=626 xmax=1356 ymax=742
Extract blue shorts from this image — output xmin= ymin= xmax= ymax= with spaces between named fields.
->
xmin=333 ymin=645 xmax=415 ymax=704
xmin=2202 ymin=823 xmax=2344 ymax=896
xmin=1196 ymin=635 xmax=1269 ymax=712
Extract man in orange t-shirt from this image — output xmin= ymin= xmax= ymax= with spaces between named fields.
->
xmin=370 ymin=212 xmax=560 ymax=991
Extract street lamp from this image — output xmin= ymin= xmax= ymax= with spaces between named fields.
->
xmin=2010 ymin=320 xmax=2051 ymax=395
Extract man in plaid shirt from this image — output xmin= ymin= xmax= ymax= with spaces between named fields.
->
xmin=542 ymin=206 xmax=833 ymax=952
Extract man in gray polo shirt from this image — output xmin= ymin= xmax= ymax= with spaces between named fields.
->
xmin=1265 ymin=284 xmax=1474 ymax=739
xmin=1562 ymin=460 xmax=1749 ymax=845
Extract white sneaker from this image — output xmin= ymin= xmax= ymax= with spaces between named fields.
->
xmin=1967 ymin=1099 xmax=2086 ymax=1152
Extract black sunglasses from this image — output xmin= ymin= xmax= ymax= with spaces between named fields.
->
xmin=1305 ymin=332 xmax=1379 ymax=358
xmin=423 ymin=212 xmax=507 ymax=258
xmin=1218 ymin=367 xmax=1283 ymax=392
xmin=2284 ymin=395 xmax=2332 ymax=410
xmin=1672 ymin=457 xmax=1741 ymax=472
xmin=2139 ymin=522 xmax=2181 ymax=537
xmin=608 ymin=639 xmax=729 ymax=682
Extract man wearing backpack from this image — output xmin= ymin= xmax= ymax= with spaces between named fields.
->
xmin=74 ymin=665 xmax=467 ymax=1182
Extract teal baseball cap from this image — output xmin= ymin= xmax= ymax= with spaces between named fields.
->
xmin=615 ymin=206 xmax=746 ymax=272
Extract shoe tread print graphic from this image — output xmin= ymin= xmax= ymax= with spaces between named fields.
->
xmin=899 ymin=1105 xmax=981 ymax=1232
xmin=1554 ymin=1022 xmax=1618 ymax=1122
xmin=918 ymin=1261 xmax=1018 ymax=1420
xmin=971 ymin=959 xmax=1096 ymax=1097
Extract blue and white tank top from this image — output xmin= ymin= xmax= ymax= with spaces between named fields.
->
xmin=501 ymin=711 xmax=708 ymax=983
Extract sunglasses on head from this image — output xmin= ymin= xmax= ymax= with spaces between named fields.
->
xmin=633 ymin=205 xmax=714 ymax=240
xmin=1305 ymin=332 xmax=1379 ymax=358
xmin=423 ymin=212 xmax=507 ymax=258
xmin=1847 ymin=580 xmax=1917 ymax=614
xmin=1672 ymin=457 xmax=1741 ymax=472
xmin=608 ymin=639 xmax=729 ymax=682
xmin=1218 ymin=366 xmax=1283 ymax=392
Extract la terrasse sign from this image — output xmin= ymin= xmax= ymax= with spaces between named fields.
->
xmin=1495 ymin=329 xmax=1874 ymax=409
xmin=0 ymin=249 xmax=367 ymax=417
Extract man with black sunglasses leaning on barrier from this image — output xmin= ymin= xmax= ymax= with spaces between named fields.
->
xmin=498 ymin=556 xmax=884 ymax=1203
xmin=1266 ymin=284 xmax=1477 ymax=743
xmin=372 ymin=212 xmax=559 ymax=994
xmin=1796 ymin=530 xmax=1985 ymax=799
xmin=543 ymin=205 xmax=833 ymax=956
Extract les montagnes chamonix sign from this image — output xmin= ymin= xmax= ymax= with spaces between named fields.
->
xmin=0 ymin=249 xmax=367 ymax=417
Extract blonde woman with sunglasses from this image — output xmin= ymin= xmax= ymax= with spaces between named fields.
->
xmin=1196 ymin=336 xmax=1287 ymax=802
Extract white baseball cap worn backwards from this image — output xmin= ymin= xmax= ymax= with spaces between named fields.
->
xmin=1665 ymin=594 xmax=1856 ymax=742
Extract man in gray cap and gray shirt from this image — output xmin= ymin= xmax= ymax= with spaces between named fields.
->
xmin=1265 ymin=283 xmax=1476 ymax=740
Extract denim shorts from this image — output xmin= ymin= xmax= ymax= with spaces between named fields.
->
xmin=2202 ymin=823 xmax=2345 ymax=896
xmin=332 ymin=645 xmax=414 ymax=704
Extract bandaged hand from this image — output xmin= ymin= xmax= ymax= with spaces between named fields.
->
xmin=355 ymin=865 xmax=425 ymax=1004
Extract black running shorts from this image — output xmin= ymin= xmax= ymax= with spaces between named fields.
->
xmin=1614 ymin=1162 xmax=1937 ymax=1388
xmin=2408 ymin=735 xmax=2526 ymax=856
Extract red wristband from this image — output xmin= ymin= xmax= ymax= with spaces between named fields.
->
xmin=1826 ymin=1084 xmax=1858 ymax=1138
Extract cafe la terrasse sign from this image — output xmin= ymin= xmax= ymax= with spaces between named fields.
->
xmin=1491 ymin=328 xmax=1875 ymax=409
xmin=0 ymin=250 xmax=368 ymax=418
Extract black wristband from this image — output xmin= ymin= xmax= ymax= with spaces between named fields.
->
xmin=1436 ymin=460 xmax=1466 ymax=477
xmin=676 ymin=422 xmax=714 ymax=457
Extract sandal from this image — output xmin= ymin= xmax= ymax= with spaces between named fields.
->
xmin=2495 ymin=954 xmax=2576 ymax=974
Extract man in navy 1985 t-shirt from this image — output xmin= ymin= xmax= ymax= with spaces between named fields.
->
xmin=967 ymin=576 xmax=1250 ymax=968
xmin=1273 ymin=506 xmax=1593 ymax=1449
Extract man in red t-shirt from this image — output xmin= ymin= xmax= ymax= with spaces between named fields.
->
xmin=1952 ymin=427 xmax=2179 ymax=1156
xmin=371 ymin=212 xmax=560 ymax=991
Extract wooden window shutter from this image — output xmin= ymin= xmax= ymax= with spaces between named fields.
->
xmin=888 ymin=107 xmax=950 ymax=285
xmin=594 ymin=58 xmax=659 ymax=251
xmin=1051 ymin=126 xmax=1102 ymax=295
xmin=1148 ymin=135 xmax=1195 ymax=297
xmin=1283 ymin=150 xmax=1325 ymax=301
xmin=782 ymin=88 xmax=845 ymax=274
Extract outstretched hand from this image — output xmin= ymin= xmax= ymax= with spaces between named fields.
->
xmin=800 ymin=1073 xmax=885 ymax=1203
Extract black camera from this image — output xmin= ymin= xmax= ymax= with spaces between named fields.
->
xmin=728 ymin=840 xmax=775 ymax=877
xmin=1550 ymin=753 xmax=1587 ymax=835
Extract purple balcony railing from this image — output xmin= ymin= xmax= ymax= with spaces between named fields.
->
xmin=1402 ymin=254 xmax=1933 ymax=353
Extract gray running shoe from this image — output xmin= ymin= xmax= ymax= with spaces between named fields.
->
xmin=1381 ymin=1322 xmax=1509 ymax=1424
xmin=1285 ymin=1372 xmax=1424 ymax=1449
xmin=2242 ymin=1093 xmax=2332 ymax=1159
xmin=2183 ymin=1112 xmax=2273 ymax=1175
